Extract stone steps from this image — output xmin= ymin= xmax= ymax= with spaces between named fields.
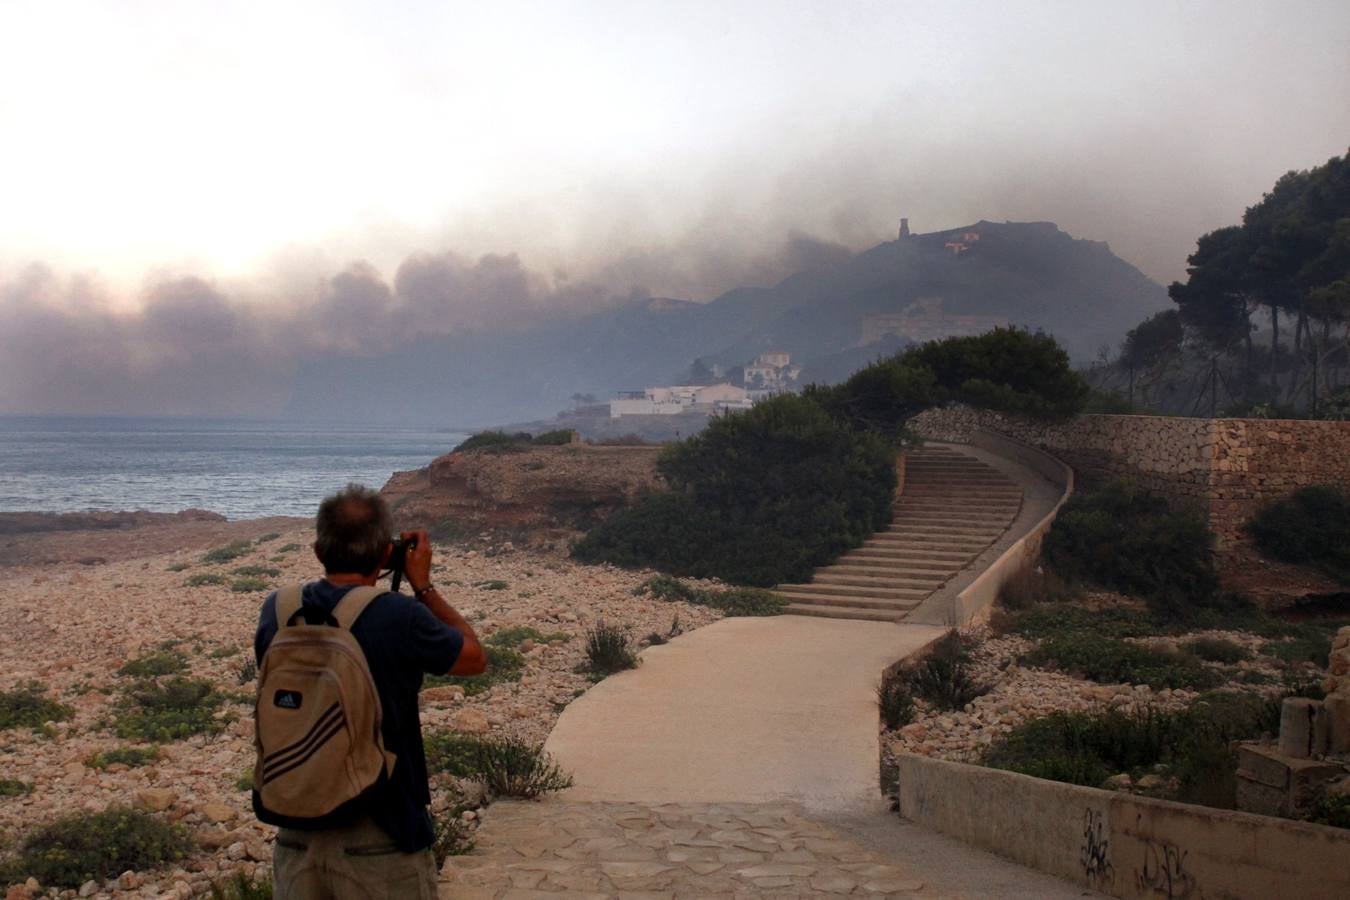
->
xmin=779 ymin=446 xmax=1022 ymax=621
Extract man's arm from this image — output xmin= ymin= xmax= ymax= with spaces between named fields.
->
xmin=402 ymin=530 xmax=487 ymax=676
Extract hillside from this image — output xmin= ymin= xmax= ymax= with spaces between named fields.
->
xmin=288 ymin=221 xmax=1168 ymax=425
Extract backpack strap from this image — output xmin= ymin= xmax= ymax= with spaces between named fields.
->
xmin=275 ymin=585 xmax=305 ymax=630
xmin=332 ymin=585 xmax=385 ymax=631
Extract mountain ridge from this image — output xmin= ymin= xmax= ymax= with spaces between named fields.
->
xmin=288 ymin=220 xmax=1168 ymax=425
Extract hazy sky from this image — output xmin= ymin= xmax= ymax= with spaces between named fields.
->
xmin=1 ymin=1 xmax=1348 ymax=414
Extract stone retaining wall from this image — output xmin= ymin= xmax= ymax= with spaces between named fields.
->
xmin=910 ymin=408 xmax=1350 ymax=547
xmin=895 ymin=752 xmax=1350 ymax=900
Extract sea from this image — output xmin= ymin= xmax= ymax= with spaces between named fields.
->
xmin=0 ymin=416 xmax=468 ymax=520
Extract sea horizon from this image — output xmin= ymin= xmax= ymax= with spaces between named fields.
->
xmin=0 ymin=414 xmax=467 ymax=520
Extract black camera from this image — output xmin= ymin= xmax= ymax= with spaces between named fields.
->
xmin=386 ymin=536 xmax=416 ymax=592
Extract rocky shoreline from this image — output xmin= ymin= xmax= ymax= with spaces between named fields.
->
xmin=0 ymin=522 xmax=724 ymax=898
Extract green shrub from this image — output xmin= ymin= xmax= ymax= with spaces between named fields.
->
xmin=1084 ymin=390 xmax=1135 ymax=414
xmin=1265 ymin=632 xmax=1335 ymax=669
xmin=210 ymin=873 xmax=274 ymax=900
xmin=908 ymin=632 xmax=988 ymax=710
xmin=984 ymin=691 xmax=1277 ymax=806
xmin=232 ymin=565 xmax=280 ymax=578
xmin=575 ymin=393 xmax=897 ymax=587
xmin=1021 ymin=635 xmax=1224 ymax=691
xmin=235 ymin=769 xmax=254 ymax=792
xmin=531 ymin=429 xmax=575 ymax=446
xmin=0 ymin=806 xmax=191 ymax=888
xmin=585 ymin=622 xmax=639 ymax=675
xmin=423 ymin=732 xmax=572 ymax=798
xmin=87 ymin=746 xmax=159 ymax=769
xmin=474 ymin=735 xmax=574 ymax=798
xmin=202 ymin=540 xmax=254 ymax=564
xmin=877 ymin=671 xmax=916 ymax=730
xmin=0 ymin=779 xmax=32 ymax=797
xmin=432 ymin=806 xmax=475 ymax=865
xmin=1246 ymin=486 xmax=1350 ymax=584
xmin=113 ymin=677 xmax=224 ymax=742
xmin=474 ymin=580 xmax=508 ymax=591
xmin=631 ymin=575 xmax=786 ymax=617
xmin=236 ymin=658 xmax=258 ymax=685
xmin=1008 ymin=604 xmax=1165 ymax=641
xmin=1042 ymin=479 xmax=1218 ymax=617
xmin=185 ymin=573 xmax=228 ymax=587
xmin=0 ymin=682 xmax=73 ymax=731
xmin=209 ymin=644 xmax=241 ymax=659
xmin=453 ymin=430 xmax=533 ymax=453
xmin=427 ymin=645 xmax=525 ymax=696
xmin=118 ymin=650 xmax=186 ymax=678
xmin=255 ymin=532 xmax=281 ymax=544
xmin=1183 ymin=637 xmax=1252 ymax=664
xmin=997 ymin=565 xmax=1077 ymax=611
xmin=276 ymin=543 xmax=301 ymax=553
xmin=166 ymin=562 xmax=190 ymax=572
xmin=1309 ymin=792 xmax=1350 ymax=830
xmin=230 ymin=576 xmax=270 ymax=593
xmin=486 ymin=626 xmax=568 ymax=648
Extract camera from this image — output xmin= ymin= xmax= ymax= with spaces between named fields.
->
xmin=386 ymin=536 xmax=416 ymax=592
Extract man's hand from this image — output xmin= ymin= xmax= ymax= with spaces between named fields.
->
xmin=398 ymin=529 xmax=486 ymax=675
xmin=400 ymin=529 xmax=433 ymax=592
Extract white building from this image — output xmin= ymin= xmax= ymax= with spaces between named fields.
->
xmin=610 ymin=383 xmax=751 ymax=418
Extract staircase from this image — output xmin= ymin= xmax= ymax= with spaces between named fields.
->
xmin=776 ymin=446 xmax=1024 ymax=622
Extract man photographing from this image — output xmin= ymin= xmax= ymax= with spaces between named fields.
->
xmin=253 ymin=483 xmax=486 ymax=898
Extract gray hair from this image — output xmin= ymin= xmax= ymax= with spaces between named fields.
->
xmin=314 ymin=483 xmax=393 ymax=575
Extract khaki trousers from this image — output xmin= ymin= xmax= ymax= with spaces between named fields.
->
xmin=273 ymin=817 xmax=438 ymax=900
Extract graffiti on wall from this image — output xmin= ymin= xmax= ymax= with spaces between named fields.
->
xmin=1135 ymin=837 xmax=1200 ymax=899
xmin=1078 ymin=807 xmax=1113 ymax=888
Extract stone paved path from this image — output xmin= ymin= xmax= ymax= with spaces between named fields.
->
xmin=439 ymin=801 xmax=949 ymax=898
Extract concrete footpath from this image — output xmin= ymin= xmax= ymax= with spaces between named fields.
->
xmin=544 ymin=617 xmax=944 ymax=810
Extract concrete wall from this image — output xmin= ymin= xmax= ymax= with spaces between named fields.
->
xmin=952 ymin=430 xmax=1073 ymax=624
xmin=895 ymin=752 xmax=1350 ymax=900
xmin=910 ymin=408 xmax=1350 ymax=547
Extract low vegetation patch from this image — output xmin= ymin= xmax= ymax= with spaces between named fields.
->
xmin=254 ymin=532 xmax=281 ymax=544
xmin=230 ymin=576 xmax=271 ymax=593
xmin=1042 ymin=479 xmax=1218 ymax=617
xmin=202 ymin=540 xmax=254 ymax=564
xmin=996 ymin=565 xmax=1077 ymax=611
xmin=1021 ymin=635 xmax=1224 ymax=691
xmin=584 ymin=622 xmax=639 ymax=675
xmin=0 ymin=805 xmax=192 ymax=889
xmin=232 ymin=565 xmax=281 ymax=578
xmin=0 ymin=681 xmax=73 ymax=731
xmin=877 ymin=670 xmax=916 ymax=730
xmin=453 ymin=429 xmax=574 ymax=453
xmin=908 ymin=632 xmax=989 ymax=711
xmin=166 ymin=562 xmax=190 ymax=572
xmin=86 ymin=746 xmax=160 ymax=769
xmin=185 ymin=573 xmax=228 ymax=587
xmin=984 ymin=691 xmax=1279 ymax=808
xmin=633 ymin=574 xmax=785 ymax=616
xmin=427 ymin=645 xmax=525 ymax=696
xmin=486 ymin=626 xmax=568 ymax=648
xmin=423 ymin=732 xmax=572 ymax=799
xmin=276 ymin=543 xmax=301 ymax=553
xmin=0 ymin=779 xmax=32 ymax=797
xmin=113 ymin=677 xmax=224 ymax=742
xmin=1246 ymin=486 xmax=1350 ymax=584
xmin=117 ymin=650 xmax=186 ymax=678
xmin=209 ymin=873 xmax=274 ymax=900
xmin=474 ymin=580 xmax=509 ymax=591
xmin=1183 ymin=636 xmax=1251 ymax=664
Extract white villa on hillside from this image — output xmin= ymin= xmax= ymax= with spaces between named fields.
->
xmin=609 ymin=383 xmax=752 ymax=418
xmin=744 ymin=351 xmax=801 ymax=400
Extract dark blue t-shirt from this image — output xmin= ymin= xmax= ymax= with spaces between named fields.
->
xmin=255 ymin=581 xmax=463 ymax=852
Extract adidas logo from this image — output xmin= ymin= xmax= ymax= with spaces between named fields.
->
xmin=273 ymin=690 xmax=303 ymax=710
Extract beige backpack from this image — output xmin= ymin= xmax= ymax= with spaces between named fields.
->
xmin=253 ymin=585 xmax=397 ymax=820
